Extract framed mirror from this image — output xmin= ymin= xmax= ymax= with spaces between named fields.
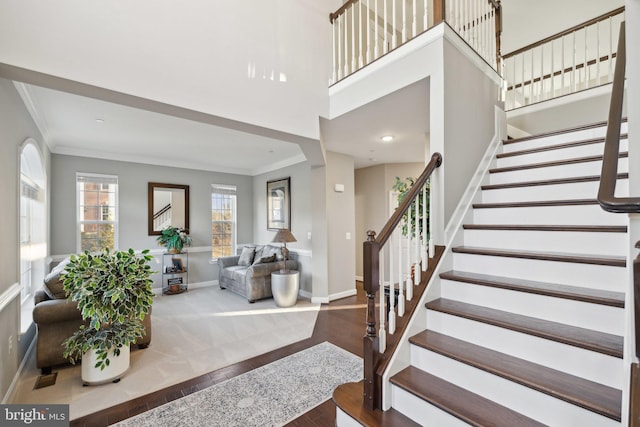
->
xmin=148 ymin=182 xmax=190 ymax=235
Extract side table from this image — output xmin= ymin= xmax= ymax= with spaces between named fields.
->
xmin=271 ymin=270 xmax=300 ymax=307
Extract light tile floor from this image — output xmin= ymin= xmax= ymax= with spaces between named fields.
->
xmin=11 ymin=285 xmax=320 ymax=420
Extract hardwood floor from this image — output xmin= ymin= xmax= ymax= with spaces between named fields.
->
xmin=71 ymin=283 xmax=366 ymax=427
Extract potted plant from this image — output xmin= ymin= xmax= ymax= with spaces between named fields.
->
xmin=62 ymin=248 xmax=155 ymax=385
xmin=156 ymin=227 xmax=192 ymax=253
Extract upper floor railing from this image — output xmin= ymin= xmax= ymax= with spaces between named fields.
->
xmin=329 ymin=0 xmax=501 ymax=84
xmin=503 ymin=7 xmax=625 ymax=110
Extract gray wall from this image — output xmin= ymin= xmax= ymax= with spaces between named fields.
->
xmin=253 ymin=161 xmax=313 ymax=292
xmin=0 ymin=77 xmax=49 ymax=400
xmin=354 ymin=163 xmax=425 ymax=278
xmin=50 ymin=154 xmax=254 ymax=289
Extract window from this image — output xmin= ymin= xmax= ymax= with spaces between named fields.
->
xmin=77 ymin=173 xmax=118 ymax=252
xmin=20 ymin=141 xmax=46 ymax=332
xmin=211 ymin=184 xmax=237 ymax=259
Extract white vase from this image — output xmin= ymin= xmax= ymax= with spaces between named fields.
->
xmin=81 ymin=345 xmax=130 ymax=385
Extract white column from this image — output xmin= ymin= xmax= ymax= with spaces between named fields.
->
xmin=378 ymin=246 xmax=386 ymax=352
xmin=389 ymin=228 xmax=396 ymax=334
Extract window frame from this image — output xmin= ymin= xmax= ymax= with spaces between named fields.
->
xmin=76 ymin=172 xmax=119 ymax=253
xmin=211 ymin=184 xmax=237 ymax=260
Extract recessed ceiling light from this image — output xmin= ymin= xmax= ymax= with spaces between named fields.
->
xmin=381 ymin=135 xmax=394 ymax=142
xmin=95 ymin=118 xmax=105 ymax=123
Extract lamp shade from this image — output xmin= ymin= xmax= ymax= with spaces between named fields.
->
xmin=272 ymin=229 xmax=297 ymax=243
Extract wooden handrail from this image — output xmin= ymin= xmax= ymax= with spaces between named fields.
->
xmin=597 ymin=22 xmax=639 ymax=213
xmin=377 ymin=153 xmax=442 ymax=247
xmin=503 ymin=6 xmax=625 ymax=59
xmin=153 ymin=203 xmax=171 ymax=220
xmin=361 ymin=152 xmax=442 ymax=409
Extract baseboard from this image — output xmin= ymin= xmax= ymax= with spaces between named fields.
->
xmin=2 ymin=334 xmax=36 ymax=404
xmin=311 ymin=296 xmax=330 ymax=304
xmin=329 ymin=289 xmax=357 ymax=302
xmin=299 ymin=289 xmax=313 ymax=300
xmin=152 ymin=280 xmax=217 ymax=296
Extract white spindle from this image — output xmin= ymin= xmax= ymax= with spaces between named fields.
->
xmin=399 ymin=215 xmax=407 ymax=317
xmin=412 ymin=196 xmax=419 ymax=297
xmin=550 ymin=39 xmax=555 ymax=98
xmin=583 ymin=26 xmax=588 ymax=89
xmin=351 ymin=5 xmax=356 ymax=73
xmin=429 ymin=237 xmax=435 ymax=258
xmin=530 ymin=49 xmax=534 ymax=103
xmin=332 ymin=18 xmax=337 ymax=83
xmin=359 ymin=1 xmax=364 ymax=68
xmin=396 ymin=223 xmax=402 ymax=319
xmin=423 ymin=0 xmax=428 ymax=32
xmin=402 ymin=0 xmax=407 ymax=43
xmin=540 ymin=45 xmax=544 ymax=100
xmin=374 ymin=0 xmax=379 ymax=59
xmin=383 ymin=0 xmax=388 ymax=54
xmin=338 ymin=16 xmax=343 ymax=80
xmin=608 ymin=16 xmax=613 ymax=82
xmin=561 ymin=35 xmax=565 ymax=95
xmin=392 ymin=0 xmax=397 ymax=49
xmin=412 ymin=0 xmax=417 ymax=37
xmin=379 ymin=246 xmax=386 ymax=352
xmin=596 ymin=21 xmax=600 ymax=85
xmin=572 ymin=30 xmax=576 ymax=92
xmin=521 ymin=54 xmax=525 ymax=105
xmin=389 ymin=228 xmax=396 ymax=334
xmin=422 ymin=184 xmax=428 ymax=271
xmin=366 ymin=0 xmax=371 ymax=64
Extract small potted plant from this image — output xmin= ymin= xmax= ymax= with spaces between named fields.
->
xmin=156 ymin=227 xmax=192 ymax=253
xmin=62 ymin=248 xmax=155 ymax=385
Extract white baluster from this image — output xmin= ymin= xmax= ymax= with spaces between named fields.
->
xmin=392 ymin=0 xmax=397 ymax=49
xmin=412 ymin=0 xmax=417 ymax=38
xmin=366 ymin=0 xmax=371 ymax=64
xmin=550 ymin=39 xmax=555 ymax=98
xmin=338 ymin=16 xmax=343 ymax=80
xmin=399 ymin=215 xmax=407 ymax=317
xmin=561 ymin=35 xmax=565 ymax=95
xmin=429 ymin=238 xmax=435 ymax=258
xmin=378 ymin=246 xmax=386 ymax=352
xmin=530 ymin=49 xmax=534 ymax=103
xmin=383 ymin=0 xmax=388 ymax=54
xmin=583 ymin=26 xmax=588 ymax=89
xmin=351 ymin=4 xmax=356 ymax=73
xmin=572 ymin=30 xmax=576 ymax=92
xmin=332 ymin=18 xmax=337 ymax=83
xmin=374 ymin=0 xmax=379 ymax=59
xmin=358 ymin=1 xmax=364 ymax=68
xmin=389 ymin=227 xmax=396 ymax=334
xmin=608 ymin=16 xmax=613 ymax=82
xmin=596 ymin=21 xmax=600 ymax=85
xmin=398 ymin=222 xmax=410 ymax=317
xmin=423 ymin=0 xmax=428 ymax=32
xmin=540 ymin=45 xmax=544 ymax=100
xmin=521 ymin=54 xmax=525 ymax=105
xmin=402 ymin=0 xmax=407 ymax=43
xmin=412 ymin=195 xmax=419 ymax=294
xmin=422 ymin=184 xmax=428 ymax=271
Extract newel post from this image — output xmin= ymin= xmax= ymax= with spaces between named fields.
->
xmin=363 ymin=230 xmax=380 ymax=410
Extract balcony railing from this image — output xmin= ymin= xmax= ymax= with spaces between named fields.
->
xmin=330 ymin=0 xmax=501 ymax=84
xmin=503 ymin=7 xmax=625 ymax=110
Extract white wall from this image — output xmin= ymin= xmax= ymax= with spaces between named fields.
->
xmin=0 ymin=1 xmax=341 ymax=141
xmin=0 ymin=77 xmax=49 ymax=401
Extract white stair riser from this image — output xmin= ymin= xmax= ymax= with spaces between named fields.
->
xmin=335 ymin=408 xmax=364 ymax=427
xmin=409 ymin=347 xmax=621 ymax=427
xmin=481 ymin=180 xmax=629 ymax=203
xmin=440 ymin=279 xmax=624 ymax=335
xmin=391 ymin=385 xmax=470 ymax=427
xmin=497 ymin=139 xmax=628 ymax=168
xmin=472 ymin=205 xmax=627 ymax=226
xmin=462 ymin=229 xmax=627 ymax=257
xmin=502 ymin=123 xmax=628 ymax=154
xmin=452 ymin=252 xmax=626 ymax=291
xmin=490 ymin=158 xmax=629 ymax=185
xmin=426 ymin=310 xmax=624 ymax=389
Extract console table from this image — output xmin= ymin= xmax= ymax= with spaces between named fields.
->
xmin=271 ymin=270 xmax=300 ymax=307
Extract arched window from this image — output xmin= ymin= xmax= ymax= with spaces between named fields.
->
xmin=20 ymin=140 xmax=46 ymax=321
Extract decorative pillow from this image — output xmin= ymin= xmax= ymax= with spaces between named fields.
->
xmin=252 ymin=254 xmax=276 ymax=265
xmin=237 ymin=247 xmax=256 ymax=267
xmin=43 ymin=258 xmax=70 ymax=300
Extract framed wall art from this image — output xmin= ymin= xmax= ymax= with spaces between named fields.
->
xmin=266 ymin=177 xmax=291 ymax=230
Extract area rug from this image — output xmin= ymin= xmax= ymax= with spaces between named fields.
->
xmin=114 ymin=342 xmax=362 ymax=427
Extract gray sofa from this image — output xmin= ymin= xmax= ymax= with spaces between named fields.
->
xmin=32 ymin=258 xmax=152 ymax=374
xmin=217 ymin=244 xmax=298 ymax=303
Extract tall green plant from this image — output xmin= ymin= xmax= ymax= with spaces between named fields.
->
xmin=392 ymin=176 xmax=430 ymax=239
xmin=62 ymin=248 xmax=155 ymax=370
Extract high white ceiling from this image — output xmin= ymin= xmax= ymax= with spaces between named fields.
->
xmin=14 ymin=0 xmax=623 ymax=175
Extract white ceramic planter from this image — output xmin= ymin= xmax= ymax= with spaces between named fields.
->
xmin=81 ymin=345 xmax=130 ymax=385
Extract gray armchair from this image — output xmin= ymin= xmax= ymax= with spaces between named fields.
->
xmin=217 ymin=244 xmax=298 ymax=303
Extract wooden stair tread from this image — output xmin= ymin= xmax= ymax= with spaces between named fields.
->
xmin=463 ymin=224 xmax=627 ymax=233
xmin=409 ymin=330 xmax=622 ymax=421
xmin=489 ymin=152 xmax=627 ymax=174
xmin=451 ymin=246 xmax=626 ymax=267
xmin=481 ymin=173 xmax=628 ymax=191
xmin=390 ymin=367 xmax=546 ymax=427
xmin=426 ymin=298 xmax=623 ymax=358
xmin=497 ymin=134 xmax=628 ymax=159
xmin=333 ymin=381 xmax=419 ymax=427
xmin=439 ymin=270 xmax=625 ymax=307
xmin=473 ymin=198 xmax=598 ymax=208
xmin=503 ymin=118 xmax=626 ymax=144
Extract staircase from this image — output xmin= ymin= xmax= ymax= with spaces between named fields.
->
xmin=338 ymin=120 xmax=631 ymax=426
